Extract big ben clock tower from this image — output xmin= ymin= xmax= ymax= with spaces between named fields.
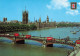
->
xmin=22 ymin=10 xmax=28 ymax=24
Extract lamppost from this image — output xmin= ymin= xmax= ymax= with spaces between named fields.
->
xmin=50 ymin=35 xmax=51 ymax=37
xmin=14 ymin=33 xmax=19 ymax=44
xmin=40 ymin=34 xmax=41 ymax=38
xmin=59 ymin=36 xmax=60 ymax=40
xmin=42 ymin=37 xmax=46 ymax=48
xmin=22 ymin=33 xmax=25 ymax=39
xmin=72 ymin=32 xmax=77 ymax=56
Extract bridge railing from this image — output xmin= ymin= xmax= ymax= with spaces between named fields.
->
xmin=0 ymin=34 xmax=76 ymax=46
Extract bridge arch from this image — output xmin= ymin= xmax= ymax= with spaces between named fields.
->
xmin=47 ymin=44 xmax=53 ymax=47
xmin=0 ymin=37 xmax=12 ymax=43
xmin=53 ymin=43 xmax=74 ymax=49
xmin=25 ymin=40 xmax=43 ymax=46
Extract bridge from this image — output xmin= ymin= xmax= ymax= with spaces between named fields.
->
xmin=0 ymin=33 xmax=76 ymax=47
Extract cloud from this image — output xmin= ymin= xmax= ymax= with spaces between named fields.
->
xmin=47 ymin=0 xmax=80 ymax=16
xmin=66 ymin=10 xmax=80 ymax=15
xmin=46 ymin=0 xmax=70 ymax=9
xmin=46 ymin=5 xmax=51 ymax=9
xmin=78 ymin=2 xmax=80 ymax=6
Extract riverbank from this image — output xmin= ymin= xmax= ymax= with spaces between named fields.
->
xmin=0 ymin=23 xmax=37 ymax=33
xmin=0 ymin=23 xmax=56 ymax=33
xmin=69 ymin=46 xmax=80 ymax=56
xmin=37 ymin=27 xmax=56 ymax=30
xmin=56 ymin=23 xmax=80 ymax=27
xmin=1 ymin=22 xmax=80 ymax=33
xmin=76 ymin=50 xmax=80 ymax=56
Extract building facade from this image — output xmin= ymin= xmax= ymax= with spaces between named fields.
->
xmin=22 ymin=10 xmax=28 ymax=24
xmin=35 ymin=16 xmax=56 ymax=29
xmin=47 ymin=16 xmax=49 ymax=23
xmin=11 ymin=20 xmax=18 ymax=23
xmin=22 ymin=10 xmax=56 ymax=29
xmin=3 ymin=17 xmax=7 ymax=23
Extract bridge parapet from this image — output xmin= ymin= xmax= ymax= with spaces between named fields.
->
xmin=0 ymin=34 xmax=76 ymax=47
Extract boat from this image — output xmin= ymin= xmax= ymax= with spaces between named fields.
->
xmin=76 ymin=31 xmax=79 ymax=32
xmin=70 ymin=31 xmax=77 ymax=34
xmin=71 ymin=32 xmax=76 ymax=34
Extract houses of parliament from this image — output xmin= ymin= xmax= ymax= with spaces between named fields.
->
xmin=22 ymin=10 xmax=56 ymax=29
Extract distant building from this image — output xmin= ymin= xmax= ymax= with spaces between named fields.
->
xmin=7 ymin=21 xmax=11 ymax=23
xmin=35 ymin=16 xmax=56 ymax=29
xmin=47 ymin=16 xmax=49 ymax=23
xmin=34 ymin=17 xmax=35 ymax=22
xmin=35 ymin=19 xmax=37 ymax=23
xmin=11 ymin=20 xmax=18 ymax=23
xmin=39 ymin=17 xmax=41 ymax=23
xmin=22 ymin=10 xmax=28 ymax=24
xmin=3 ymin=17 xmax=7 ymax=23
xmin=0 ymin=21 xmax=1 ymax=23
xmin=18 ymin=21 xmax=22 ymax=24
xmin=22 ymin=10 xmax=56 ymax=29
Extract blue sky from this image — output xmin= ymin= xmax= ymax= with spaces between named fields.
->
xmin=0 ymin=0 xmax=80 ymax=22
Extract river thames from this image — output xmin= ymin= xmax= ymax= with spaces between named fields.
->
xmin=18 ymin=27 xmax=80 ymax=41
xmin=0 ymin=27 xmax=80 ymax=56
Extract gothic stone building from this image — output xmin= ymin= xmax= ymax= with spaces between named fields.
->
xmin=22 ymin=10 xmax=28 ymax=24
xmin=35 ymin=16 xmax=56 ymax=29
xmin=22 ymin=10 xmax=56 ymax=29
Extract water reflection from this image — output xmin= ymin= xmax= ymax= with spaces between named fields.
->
xmin=0 ymin=42 xmax=72 ymax=56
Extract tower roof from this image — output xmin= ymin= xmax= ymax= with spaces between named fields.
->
xmin=39 ymin=17 xmax=41 ymax=22
xmin=24 ymin=10 xmax=28 ymax=13
xmin=47 ymin=16 xmax=49 ymax=19
xmin=23 ymin=10 xmax=28 ymax=15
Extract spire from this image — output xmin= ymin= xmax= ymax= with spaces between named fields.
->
xmin=36 ymin=19 xmax=37 ymax=23
xmin=47 ymin=15 xmax=48 ymax=18
xmin=25 ymin=5 xmax=26 ymax=11
xmin=47 ymin=15 xmax=49 ymax=23
xmin=34 ymin=17 xmax=35 ymax=22
xmin=51 ymin=19 xmax=52 ymax=22
xmin=39 ymin=17 xmax=41 ymax=23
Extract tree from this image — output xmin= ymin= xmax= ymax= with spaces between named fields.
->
xmin=30 ymin=24 xmax=37 ymax=30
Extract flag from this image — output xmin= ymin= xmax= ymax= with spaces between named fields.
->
xmin=71 ymin=2 xmax=77 ymax=9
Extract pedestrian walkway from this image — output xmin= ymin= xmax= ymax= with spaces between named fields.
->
xmin=69 ymin=46 xmax=80 ymax=56
xmin=76 ymin=50 xmax=80 ymax=56
xmin=69 ymin=50 xmax=77 ymax=56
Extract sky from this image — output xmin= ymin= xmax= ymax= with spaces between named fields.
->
xmin=0 ymin=0 xmax=80 ymax=22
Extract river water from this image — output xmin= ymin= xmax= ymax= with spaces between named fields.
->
xmin=0 ymin=27 xmax=80 ymax=56
xmin=18 ymin=27 xmax=80 ymax=41
xmin=0 ymin=42 xmax=72 ymax=56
